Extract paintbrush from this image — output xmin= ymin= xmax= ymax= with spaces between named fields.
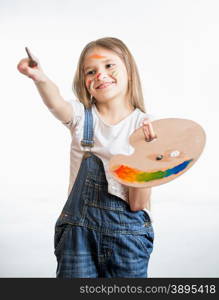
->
xmin=25 ymin=47 xmax=38 ymax=68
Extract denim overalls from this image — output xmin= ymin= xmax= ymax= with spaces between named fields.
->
xmin=54 ymin=106 xmax=154 ymax=278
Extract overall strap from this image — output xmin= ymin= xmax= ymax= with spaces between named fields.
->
xmin=80 ymin=106 xmax=94 ymax=149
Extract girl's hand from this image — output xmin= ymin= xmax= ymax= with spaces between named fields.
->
xmin=140 ymin=117 xmax=157 ymax=142
xmin=17 ymin=50 xmax=48 ymax=83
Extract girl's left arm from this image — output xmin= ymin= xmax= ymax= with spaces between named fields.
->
xmin=128 ymin=117 xmax=156 ymax=211
xmin=128 ymin=187 xmax=152 ymax=211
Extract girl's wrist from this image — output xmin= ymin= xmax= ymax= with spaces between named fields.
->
xmin=33 ymin=74 xmax=49 ymax=85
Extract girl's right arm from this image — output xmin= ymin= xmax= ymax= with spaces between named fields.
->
xmin=17 ymin=52 xmax=73 ymax=124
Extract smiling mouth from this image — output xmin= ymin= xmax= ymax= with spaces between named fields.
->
xmin=96 ymin=82 xmax=115 ymax=89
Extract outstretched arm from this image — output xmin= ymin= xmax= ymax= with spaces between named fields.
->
xmin=34 ymin=79 xmax=73 ymax=124
xmin=17 ymin=48 xmax=73 ymax=124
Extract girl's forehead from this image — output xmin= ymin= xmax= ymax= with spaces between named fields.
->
xmin=84 ymin=48 xmax=120 ymax=63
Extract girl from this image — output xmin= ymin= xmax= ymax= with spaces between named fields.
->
xmin=17 ymin=37 xmax=157 ymax=278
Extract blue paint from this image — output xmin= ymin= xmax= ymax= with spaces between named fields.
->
xmin=165 ymin=159 xmax=193 ymax=177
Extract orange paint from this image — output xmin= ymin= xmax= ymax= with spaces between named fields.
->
xmin=88 ymin=54 xmax=106 ymax=59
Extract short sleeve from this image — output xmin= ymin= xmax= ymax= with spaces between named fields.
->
xmin=138 ymin=113 xmax=159 ymax=128
xmin=61 ymin=98 xmax=84 ymax=130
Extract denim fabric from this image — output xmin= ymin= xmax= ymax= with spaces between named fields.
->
xmin=54 ymin=107 xmax=154 ymax=278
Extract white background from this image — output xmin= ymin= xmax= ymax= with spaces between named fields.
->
xmin=0 ymin=0 xmax=218 ymax=277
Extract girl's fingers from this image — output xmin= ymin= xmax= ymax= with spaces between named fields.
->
xmin=142 ymin=119 xmax=157 ymax=142
xmin=17 ymin=55 xmax=42 ymax=71
xmin=17 ymin=59 xmax=31 ymax=74
xmin=147 ymin=122 xmax=157 ymax=138
xmin=144 ymin=125 xmax=153 ymax=142
xmin=143 ymin=124 xmax=150 ymax=140
xmin=17 ymin=58 xmax=43 ymax=81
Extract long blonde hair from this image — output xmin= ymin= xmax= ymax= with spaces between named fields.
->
xmin=73 ymin=37 xmax=146 ymax=112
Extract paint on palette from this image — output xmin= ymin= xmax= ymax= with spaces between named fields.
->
xmin=113 ymin=159 xmax=194 ymax=183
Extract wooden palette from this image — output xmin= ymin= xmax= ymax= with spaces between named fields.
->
xmin=108 ymin=118 xmax=206 ymax=188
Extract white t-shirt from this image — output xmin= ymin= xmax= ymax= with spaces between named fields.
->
xmin=61 ymin=98 xmax=157 ymax=218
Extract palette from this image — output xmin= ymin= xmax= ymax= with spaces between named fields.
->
xmin=108 ymin=118 xmax=206 ymax=188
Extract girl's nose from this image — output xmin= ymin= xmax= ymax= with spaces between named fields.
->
xmin=95 ymin=72 xmax=108 ymax=80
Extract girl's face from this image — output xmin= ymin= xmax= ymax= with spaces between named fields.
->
xmin=83 ymin=47 xmax=129 ymax=103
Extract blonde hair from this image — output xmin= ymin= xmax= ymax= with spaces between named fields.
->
xmin=73 ymin=37 xmax=146 ymax=112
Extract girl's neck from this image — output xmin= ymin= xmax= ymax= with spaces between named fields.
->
xmin=94 ymin=98 xmax=135 ymax=126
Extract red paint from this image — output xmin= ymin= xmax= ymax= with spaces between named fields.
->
xmin=86 ymin=79 xmax=92 ymax=89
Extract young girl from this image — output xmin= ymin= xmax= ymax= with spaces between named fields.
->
xmin=17 ymin=37 xmax=157 ymax=278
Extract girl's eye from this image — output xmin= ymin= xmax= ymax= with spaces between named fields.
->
xmin=106 ymin=64 xmax=114 ymax=68
xmin=85 ymin=64 xmax=115 ymax=75
xmin=86 ymin=70 xmax=95 ymax=75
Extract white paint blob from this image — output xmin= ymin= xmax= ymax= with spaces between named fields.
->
xmin=170 ymin=150 xmax=180 ymax=157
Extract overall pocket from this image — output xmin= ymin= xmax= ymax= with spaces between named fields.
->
xmin=54 ymin=223 xmax=71 ymax=256
xmin=132 ymin=228 xmax=154 ymax=257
